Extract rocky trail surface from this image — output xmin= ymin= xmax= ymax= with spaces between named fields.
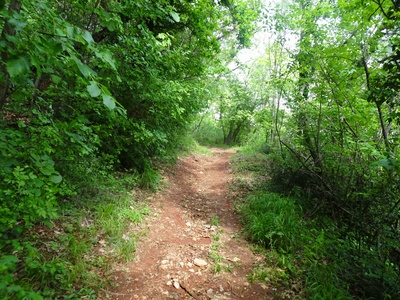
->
xmin=104 ymin=148 xmax=276 ymax=299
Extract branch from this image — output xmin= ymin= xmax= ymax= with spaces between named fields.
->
xmin=371 ymin=0 xmax=392 ymax=19
xmin=280 ymin=140 xmax=336 ymax=199
xmin=361 ymin=44 xmax=371 ymax=90
xmin=343 ymin=117 xmax=359 ymax=138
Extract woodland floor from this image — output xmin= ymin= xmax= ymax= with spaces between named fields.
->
xmin=102 ymin=148 xmax=277 ymax=300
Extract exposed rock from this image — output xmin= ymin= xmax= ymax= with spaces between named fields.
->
xmin=193 ymin=258 xmax=208 ymax=267
xmin=173 ymin=278 xmax=180 ymax=289
xmin=173 ymin=281 xmax=180 ymax=289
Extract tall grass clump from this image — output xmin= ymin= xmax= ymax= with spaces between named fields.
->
xmin=239 ymin=192 xmax=353 ymax=299
xmin=240 ymin=192 xmax=301 ymax=252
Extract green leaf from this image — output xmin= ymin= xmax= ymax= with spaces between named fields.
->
xmin=40 ymin=167 xmax=54 ymax=176
xmin=170 ymin=11 xmax=180 ymax=22
xmin=32 ymin=188 xmax=41 ymax=197
xmin=66 ymin=26 xmax=74 ymax=38
xmin=87 ymin=81 xmax=101 ymax=97
xmin=30 ymin=55 xmax=42 ymax=76
xmin=100 ymin=84 xmax=111 ymax=96
xmin=27 ymin=293 xmax=43 ymax=300
xmin=6 ymin=56 xmax=30 ymax=77
xmin=50 ymin=43 xmax=63 ymax=56
xmin=0 ymin=255 xmax=18 ymax=271
xmin=8 ymin=18 xmax=26 ymax=31
xmin=50 ymin=174 xmax=62 ymax=184
xmin=33 ymin=178 xmax=44 ymax=188
xmin=95 ymin=49 xmax=116 ymax=70
xmin=72 ymin=56 xmax=96 ymax=78
xmin=51 ymin=75 xmax=62 ymax=84
xmin=11 ymin=90 xmax=27 ymax=101
xmin=373 ymin=158 xmax=397 ymax=170
xmin=82 ymin=30 xmax=94 ymax=44
xmin=102 ymin=94 xmax=116 ymax=110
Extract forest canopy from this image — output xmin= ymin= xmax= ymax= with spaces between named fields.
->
xmin=0 ymin=0 xmax=258 ymax=232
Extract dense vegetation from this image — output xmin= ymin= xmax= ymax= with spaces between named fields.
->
xmin=195 ymin=0 xmax=400 ymax=298
xmin=0 ymin=0 xmax=258 ymax=298
xmin=1 ymin=0 xmax=399 ymax=298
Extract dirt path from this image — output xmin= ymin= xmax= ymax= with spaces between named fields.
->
xmin=106 ymin=148 xmax=276 ymax=299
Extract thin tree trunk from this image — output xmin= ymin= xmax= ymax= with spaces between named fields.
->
xmin=361 ymin=44 xmax=391 ymax=151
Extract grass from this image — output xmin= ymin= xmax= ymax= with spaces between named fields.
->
xmin=139 ymin=165 xmax=160 ymax=190
xmin=95 ymin=196 xmax=150 ymax=262
xmin=0 ymin=167 xmax=152 ymax=299
xmin=231 ymin=148 xmax=353 ymax=299
xmin=239 ymin=192 xmax=301 ymax=252
xmin=247 ymin=263 xmax=288 ymax=285
xmin=210 ymin=215 xmax=220 ymax=226
xmin=188 ymin=140 xmax=212 ymax=156
xmin=231 ymin=152 xmax=270 ymax=173
xmin=207 ymin=216 xmax=234 ymax=274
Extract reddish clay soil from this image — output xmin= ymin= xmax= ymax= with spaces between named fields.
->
xmin=103 ymin=148 xmax=276 ymax=300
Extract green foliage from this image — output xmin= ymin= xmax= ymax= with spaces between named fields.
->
xmin=240 ymin=192 xmax=301 ymax=252
xmin=255 ymin=0 xmax=400 ymax=297
xmin=0 ymin=0 xmax=258 ymax=297
xmin=0 ymin=254 xmax=43 ymax=300
xmin=235 ymin=140 xmax=400 ymax=298
xmin=232 ymin=151 xmax=269 ymax=173
xmin=96 ymin=196 xmax=145 ymax=262
xmin=210 ymin=216 xmax=220 ymax=227
xmin=233 ymin=150 xmax=352 ymax=298
xmin=139 ymin=163 xmax=161 ymax=190
xmin=175 ymin=135 xmax=212 ymax=156
xmin=0 ymin=168 xmax=150 ymax=298
xmin=192 ymin=113 xmax=225 ymax=146
xmin=96 ymin=197 xmax=149 ymax=239
xmin=0 ymin=127 xmax=61 ymax=236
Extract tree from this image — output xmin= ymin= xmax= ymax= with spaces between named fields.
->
xmin=261 ymin=0 xmax=400 ymax=297
xmin=0 ymin=0 xmax=260 ymax=248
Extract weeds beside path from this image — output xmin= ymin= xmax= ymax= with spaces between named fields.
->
xmin=103 ymin=148 xmax=276 ymax=299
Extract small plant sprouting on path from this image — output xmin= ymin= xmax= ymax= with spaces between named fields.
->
xmin=211 ymin=215 xmax=220 ymax=226
xmin=207 ymin=216 xmax=234 ymax=274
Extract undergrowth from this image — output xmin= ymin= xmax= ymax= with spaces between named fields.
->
xmin=0 ymin=133 xmax=204 ymax=299
xmin=0 ymin=162 xmax=151 ymax=299
xmin=233 ymin=150 xmax=354 ymax=299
